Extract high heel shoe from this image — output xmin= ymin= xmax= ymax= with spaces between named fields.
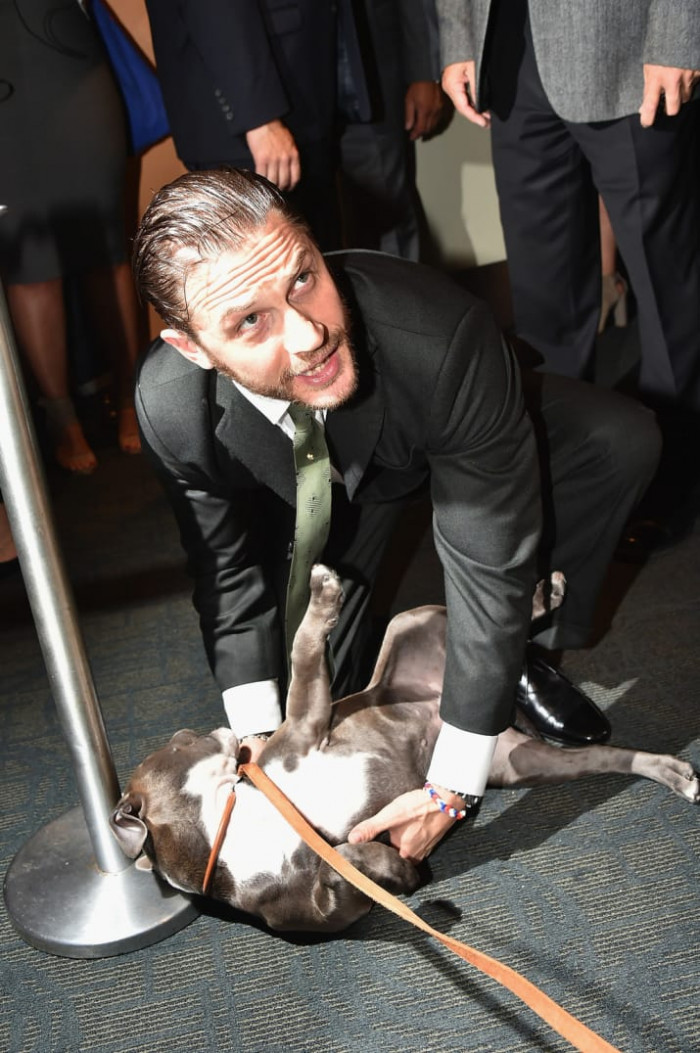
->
xmin=598 ymin=272 xmax=628 ymax=334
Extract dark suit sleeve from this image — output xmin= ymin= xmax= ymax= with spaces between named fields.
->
xmin=150 ymin=0 xmax=290 ymax=137
xmin=135 ymin=384 xmax=284 ymax=694
xmin=426 ymin=303 xmax=542 ymax=737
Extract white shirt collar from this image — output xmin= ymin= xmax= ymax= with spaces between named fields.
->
xmin=231 ymin=380 xmax=326 ymax=434
xmin=231 ymin=380 xmax=290 ymax=427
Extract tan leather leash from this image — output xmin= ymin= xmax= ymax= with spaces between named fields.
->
xmin=202 ymin=787 xmax=237 ymax=895
xmin=238 ymin=762 xmax=621 ymax=1053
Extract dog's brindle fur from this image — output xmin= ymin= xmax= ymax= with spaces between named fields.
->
xmin=111 ymin=567 xmax=699 ymax=933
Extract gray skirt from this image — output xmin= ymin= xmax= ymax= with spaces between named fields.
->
xmin=0 ymin=0 xmax=130 ymax=284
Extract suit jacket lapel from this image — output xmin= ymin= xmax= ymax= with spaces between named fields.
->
xmin=326 ymin=339 xmax=384 ymax=501
xmin=212 ymin=373 xmax=297 ymax=506
xmin=211 ymin=336 xmax=385 ymax=505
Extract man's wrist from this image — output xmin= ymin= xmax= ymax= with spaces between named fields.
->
xmin=223 ymin=680 xmax=282 ymax=740
xmin=424 ymin=782 xmax=480 ymax=820
xmin=443 ymin=785 xmax=481 ymax=807
xmin=426 ymin=722 xmax=497 ymax=799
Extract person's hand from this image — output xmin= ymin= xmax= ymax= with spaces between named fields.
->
xmin=347 ymin=785 xmax=465 ymax=863
xmin=404 ymin=81 xmax=448 ymax=140
xmin=639 ymin=64 xmax=700 ymax=127
xmin=238 ymin=734 xmax=271 ymax=765
xmin=245 ymin=120 xmax=301 ymax=190
xmin=441 ymin=61 xmax=490 ymax=128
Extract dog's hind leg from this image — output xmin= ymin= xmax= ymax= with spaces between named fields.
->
xmin=251 ymin=844 xmax=420 ymax=933
xmin=307 ymin=843 xmax=421 ymax=932
xmin=284 ymin=566 xmax=344 ymax=741
xmin=490 ymin=727 xmax=700 ymax=802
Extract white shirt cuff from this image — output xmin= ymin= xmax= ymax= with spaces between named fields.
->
xmin=426 ymin=722 xmax=497 ymax=798
xmin=222 ymin=680 xmax=282 ymax=740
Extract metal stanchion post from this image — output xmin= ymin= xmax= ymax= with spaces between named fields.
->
xmin=0 ymin=251 xmax=198 ymax=956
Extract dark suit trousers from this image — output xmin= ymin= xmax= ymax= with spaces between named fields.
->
xmin=338 ymin=120 xmax=421 ymax=261
xmin=484 ymin=0 xmax=700 ymax=413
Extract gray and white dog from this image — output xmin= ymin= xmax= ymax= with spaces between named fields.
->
xmin=110 ymin=566 xmax=699 ymax=933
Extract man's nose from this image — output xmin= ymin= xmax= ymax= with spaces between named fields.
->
xmin=283 ymin=307 xmax=324 ymax=357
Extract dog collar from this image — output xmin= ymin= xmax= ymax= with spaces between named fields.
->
xmin=202 ymin=785 xmax=237 ymax=896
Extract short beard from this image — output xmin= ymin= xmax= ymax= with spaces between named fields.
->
xmin=207 ymin=324 xmax=358 ymax=409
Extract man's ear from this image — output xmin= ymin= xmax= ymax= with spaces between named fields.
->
xmin=160 ymin=329 xmax=214 ymax=370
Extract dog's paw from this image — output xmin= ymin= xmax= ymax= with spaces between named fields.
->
xmin=550 ymin=571 xmax=566 ymax=608
xmin=659 ymin=757 xmax=700 ymax=802
xmin=531 ymin=571 xmax=567 ymax=620
xmin=679 ymin=765 xmax=700 ymax=804
xmin=309 ymin=565 xmax=344 ymax=629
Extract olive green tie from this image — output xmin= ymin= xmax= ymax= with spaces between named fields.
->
xmin=285 ymin=404 xmax=332 ymax=668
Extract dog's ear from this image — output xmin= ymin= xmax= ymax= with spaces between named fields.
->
xmin=109 ymin=793 xmax=149 ymax=859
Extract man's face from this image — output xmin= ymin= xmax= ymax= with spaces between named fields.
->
xmin=163 ymin=214 xmax=357 ymax=410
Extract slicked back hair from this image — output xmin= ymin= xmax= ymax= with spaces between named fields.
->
xmin=132 ymin=167 xmax=311 ymax=339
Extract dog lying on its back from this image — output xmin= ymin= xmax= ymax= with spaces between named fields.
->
xmin=111 ymin=566 xmax=699 ymax=933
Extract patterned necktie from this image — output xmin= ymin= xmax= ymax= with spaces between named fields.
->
xmin=285 ymin=403 xmax=332 ymax=668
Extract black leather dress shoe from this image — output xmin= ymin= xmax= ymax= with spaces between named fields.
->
xmin=515 ymin=653 xmax=611 ymax=745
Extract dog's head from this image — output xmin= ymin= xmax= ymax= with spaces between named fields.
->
xmin=109 ymin=728 xmax=240 ymax=896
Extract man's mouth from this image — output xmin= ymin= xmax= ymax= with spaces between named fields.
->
xmin=300 ymin=355 xmax=333 ymax=376
xmin=295 ymin=343 xmax=341 ymax=383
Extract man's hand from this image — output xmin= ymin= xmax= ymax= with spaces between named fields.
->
xmin=245 ymin=120 xmax=301 ymax=190
xmin=347 ymin=785 xmax=466 ymax=863
xmin=639 ymin=64 xmax=700 ymax=127
xmin=404 ymin=81 xmax=449 ymax=141
xmin=441 ymin=61 xmax=490 ymax=128
xmin=238 ymin=734 xmax=270 ymax=765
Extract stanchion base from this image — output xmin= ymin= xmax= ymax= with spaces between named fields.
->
xmin=4 ymin=806 xmax=199 ymax=958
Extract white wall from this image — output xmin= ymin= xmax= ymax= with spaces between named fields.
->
xmin=416 ymin=115 xmax=506 ymax=269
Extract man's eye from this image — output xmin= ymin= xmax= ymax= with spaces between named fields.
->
xmin=295 ymin=271 xmax=311 ymax=288
xmin=240 ymin=313 xmax=259 ymax=331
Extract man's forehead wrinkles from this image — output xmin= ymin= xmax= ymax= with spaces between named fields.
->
xmin=188 ymin=223 xmax=308 ymax=322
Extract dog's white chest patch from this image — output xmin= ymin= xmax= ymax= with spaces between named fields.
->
xmin=185 ymin=750 xmax=373 ymax=886
xmin=264 ymin=751 xmax=373 ymax=840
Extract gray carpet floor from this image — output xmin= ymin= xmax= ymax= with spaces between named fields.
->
xmin=1 ymin=379 xmax=699 ymax=1053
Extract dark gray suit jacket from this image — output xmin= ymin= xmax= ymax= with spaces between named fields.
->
xmin=136 ymin=251 xmax=541 ymax=738
xmin=437 ymin=0 xmax=700 ymax=122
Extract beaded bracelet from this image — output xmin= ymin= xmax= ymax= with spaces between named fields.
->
xmin=424 ymin=781 xmax=467 ymax=820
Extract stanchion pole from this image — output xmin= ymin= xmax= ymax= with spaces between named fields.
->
xmin=0 ymin=259 xmax=198 ymax=956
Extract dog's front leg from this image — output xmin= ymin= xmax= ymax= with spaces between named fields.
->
xmin=285 ymin=566 xmax=343 ymax=742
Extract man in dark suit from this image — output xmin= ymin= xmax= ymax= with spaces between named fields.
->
xmin=337 ymin=0 xmax=449 ymax=260
xmin=132 ymin=168 xmax=660 ymax=859
xmin=144 ymin=0 xmax=369 ymax=249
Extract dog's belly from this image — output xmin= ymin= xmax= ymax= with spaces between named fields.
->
xmin=264 ymin=751 xmax=378 ymax=842
xmin=218 ymin=751 xmax=377 ymax=884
